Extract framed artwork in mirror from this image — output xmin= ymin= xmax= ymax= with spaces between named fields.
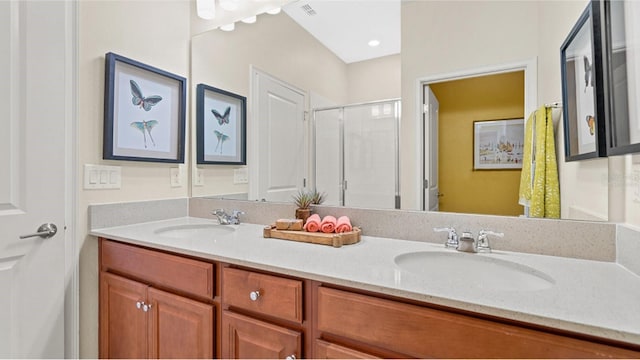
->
xmin=602 ymin=0 xmax=640 ymax=155
xmin=473 ymin=119 xmax=524 ymax=170
xmin=196 ymin=84 xmax=246 ymax=165
xmin=103 ymin=52 xmax=186 ymax=163
xmin=560 ymin=2 xmax=607 ymax=161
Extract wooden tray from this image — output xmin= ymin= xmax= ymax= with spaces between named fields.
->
xmin=263 ymin=225 xmax=361 ymax=248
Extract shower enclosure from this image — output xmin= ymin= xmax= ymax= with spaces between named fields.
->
xmin=313 ymin=99 xmax=400 ymax=210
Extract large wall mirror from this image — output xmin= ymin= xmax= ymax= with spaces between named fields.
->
xmin=190 ymin=0 xmax=613 ymax=222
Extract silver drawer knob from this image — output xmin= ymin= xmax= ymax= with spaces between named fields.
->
xmin=136 ymin=301 xmax=143 ymax=309
xmin=143 ymin=303 xmax=152 ymax=312
xmin=249 ymin=290 xmax=260 ymax=301
xmin=286 ymin=355 xmax=296 ymax=360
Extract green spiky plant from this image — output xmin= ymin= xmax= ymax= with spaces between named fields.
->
xmin=292 ymin=189 xmax=313 ymax=209
xmin=309 ymin=189 xmax=326 ymax=205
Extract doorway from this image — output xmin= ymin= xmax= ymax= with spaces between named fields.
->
xmin=249 ymin=68 xmax=307 ymax=202
xmin=417 ymin=58 xmax=537 ymax=215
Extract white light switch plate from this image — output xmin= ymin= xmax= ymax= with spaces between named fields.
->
xmin=193 ymin=167 xmax=204 ymax=187
xmin=84 ymin=164 xmax=121 ymax=189
xmin=233 ymin=168 xmax=248 ymax=184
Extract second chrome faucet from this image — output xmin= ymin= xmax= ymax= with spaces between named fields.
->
xmin=212 ymin=209 xmax=245 ymax=225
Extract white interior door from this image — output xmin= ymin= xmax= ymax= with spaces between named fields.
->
xmin=252 ymin=70 xmax=306 ymax=202
xmin=0 ymin=1 xmax=70 ymax=357
xmin=423 ymin=85 xmax=440 ymax=211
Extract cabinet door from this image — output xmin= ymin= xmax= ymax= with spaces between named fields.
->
xmin=100 ymin=272 xmax=148 ymax=359
xmin=148 ymin=287 xmax=214 ymax=359
xmin=222 ymin=311 xmax=301 ymax=359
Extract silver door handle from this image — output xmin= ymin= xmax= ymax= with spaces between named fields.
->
xmin=19 ymin=223 xmax=57 ymax=239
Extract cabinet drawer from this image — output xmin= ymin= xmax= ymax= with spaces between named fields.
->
xmin=222 ymin=311 xmax=301 ymax=359
xmin=315 ymin=339 xmax=380 ymax=359
xmin=101 ymin=239 xmax=214 ymax=299
xmin=222 ymin=267 xmax=303 ymax=323
xmin=317 ymin=287 xmax=639 ymax=358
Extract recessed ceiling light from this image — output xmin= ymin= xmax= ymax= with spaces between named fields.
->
xmin=266 ymin=7 xmax=281 ymax=15
xmin=241 ymin=16 xmax=257 ymax=24
xmin=220 ymin=23 xmax=235 ymax=31
xmin=368 ymin=39 xmax=380 ymax=47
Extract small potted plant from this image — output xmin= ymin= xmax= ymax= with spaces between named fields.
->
xmin=309 ymin=189 xmax=326 ymax=206
xmin=292 ymin=190 xmax=313 ymax=223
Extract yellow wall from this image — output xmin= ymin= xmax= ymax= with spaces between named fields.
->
xmin=430 ymin=71 xmax=524 ymax=216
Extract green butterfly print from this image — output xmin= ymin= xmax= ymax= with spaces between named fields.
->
xmin=214 ymin=130 xmax=229 ymax=154
xmin=131 ymin=120 xmax=158 ymax=148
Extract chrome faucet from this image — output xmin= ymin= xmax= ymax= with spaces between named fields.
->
xmin=212 ymin=209 xmax=245 ymax=225
xmin=433 ymin=227 xmax=458 ymax=248
xmin=434 ymin=227 xmax=503 ymax=253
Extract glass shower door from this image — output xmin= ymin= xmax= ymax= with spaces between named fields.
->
xmin=343 ymin=101 xmax=399 ymax=209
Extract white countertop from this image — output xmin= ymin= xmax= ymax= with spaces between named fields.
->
xmin=90 ymin=216 xmax=640 ymax=346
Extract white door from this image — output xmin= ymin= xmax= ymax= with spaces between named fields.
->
xmin=251 ymin=70 xmax=306 ymax=202
xmin=0 ymin=1 xmax=70 ymax=357
xmin=423 ymin=85 xmax=440 ymax=211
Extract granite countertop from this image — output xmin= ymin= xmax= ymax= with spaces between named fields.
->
xmin=90 ymin=216 xmax=640 ymax=346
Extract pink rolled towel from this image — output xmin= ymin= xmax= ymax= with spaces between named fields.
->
xmin=335 ymin=216 xmax=352 ymax=233
xmin=320 ymin=215 xmax=337 ymax=233
xmin=304 ymin=214 xmax=321 ymax=232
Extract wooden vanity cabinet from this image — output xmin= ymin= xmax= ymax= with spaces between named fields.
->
xmin=99 ymin=239 xmax=215 ymax=359
xmin=314 ymin=286 xmax=640 ymax=359
xmin=220 ymin=266 xmax=306 ymax=359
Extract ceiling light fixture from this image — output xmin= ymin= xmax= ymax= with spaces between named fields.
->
xmin=220 ymin=23 xmax=235 ymax=31
xmin=219 ymin=0 xmax=239 ymax=11
xmin=368 ymin=39 xmax=381 ymax=47
xmin=266 ymin=7 xmax=281 ymax=15
xmin=241 ymin=16 xmax=257 ymax=24
xmin=196 ymin=0 xmax=216 ymax=20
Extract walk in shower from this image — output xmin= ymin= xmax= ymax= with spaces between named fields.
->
xmin=313 ymin=99 xmax=401 ymax=210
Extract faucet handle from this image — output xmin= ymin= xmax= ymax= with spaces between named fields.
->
xmin=477 ymin=230 xmax=504 ymax=253
xmin=232 ymin=210 xmax=245 ymax=217
xmin=433 ymin=227 xmax=458 ymax=248
xmin=212 ymin=208 xmax=226 ymax=215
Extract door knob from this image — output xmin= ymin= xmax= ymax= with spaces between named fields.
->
xmin=19 ymin=223 xmax=58 ymax=239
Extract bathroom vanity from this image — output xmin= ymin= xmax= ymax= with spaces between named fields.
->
xmin=93 ymin=217 xmax=640 ymax=358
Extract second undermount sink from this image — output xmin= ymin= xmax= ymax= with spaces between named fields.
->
xmin=153 ymin=223 xmax=235 ymax=239
xmin=394 ymin=251 xmax=554 ymax=292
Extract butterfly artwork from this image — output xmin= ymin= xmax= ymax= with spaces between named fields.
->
xmin=212 ymin=107 xmax=231 ymax=125
xmin=585 ymin=115 xmax=595 ymax=136
xmin=130 ymin=80 xmax=163 ymax=111
xmin=214 ymin=130 xmax=230 ymax=154
xmin=130 ymin=120 xmax=159 ymax=148
xmin=583 ymin=56 xmax=593 ymax=93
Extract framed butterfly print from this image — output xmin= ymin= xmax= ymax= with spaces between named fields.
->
xmin=103 ymin=52 xmax=186 ymax=163
xmin=560 ymin=2 xmax=607 ymax=162
xmin=196 ymin=84 xmax=246 ymax=165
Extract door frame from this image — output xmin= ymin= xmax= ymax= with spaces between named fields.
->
xmin=64 ymin=1 xmax=79 ymax=358
xmin=415 ymin=58 xmax=538 ymax=210
xmin=248 ymin=66 xmax=308 ymax=200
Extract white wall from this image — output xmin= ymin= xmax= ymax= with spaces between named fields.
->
xmin=400 ymin=0 xmax=610 ymax=220
xmin=347 ymin=54 xmax=401 ymax=104
xmin=78 ymin=1 xmax=191 ymax=357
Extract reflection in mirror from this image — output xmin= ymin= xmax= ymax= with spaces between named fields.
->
xmin=191 ymin=0 xmax=611 ymax=221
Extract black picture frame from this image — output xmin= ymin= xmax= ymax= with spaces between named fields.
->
xmin=560 ymin=2 xmax=608 ymax=161
xmin=602 ymin=0 xmax=640 ymax=156
xmin=103 ymin=52 xmax=186 ymax=163
xmin=196 ymin=84 xmax=247 ymax=165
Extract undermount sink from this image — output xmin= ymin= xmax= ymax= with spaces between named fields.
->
xmin=394 ymin=251 xmax=554 ymax=292
xmin=153 ymin=223 xmax=235 ymax=239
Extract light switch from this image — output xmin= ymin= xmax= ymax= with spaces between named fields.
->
xmin=84 ymin=164 xmax=121 ymax=189
xmin=233 ymin=168 xmax=248 ymax=184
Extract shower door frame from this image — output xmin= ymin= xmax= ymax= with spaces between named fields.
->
xmin=312 ymin=98 xmax=401 ymax=209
